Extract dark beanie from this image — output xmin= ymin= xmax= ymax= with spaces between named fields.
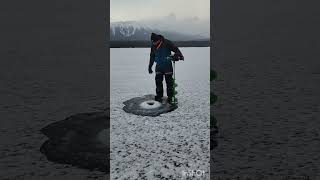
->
xmin=151 ymin=33 xmax=160 ymax=42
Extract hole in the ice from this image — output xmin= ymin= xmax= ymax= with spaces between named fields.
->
xmin=139 ymin=100 xmax=161 ymax=109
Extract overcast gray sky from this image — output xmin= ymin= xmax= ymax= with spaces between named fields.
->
xmin=110 ymin=0 xmax=210 ymax=22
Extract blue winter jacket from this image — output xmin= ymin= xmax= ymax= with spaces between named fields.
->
xmin=149 ymin=36 xmax=183 ymax=73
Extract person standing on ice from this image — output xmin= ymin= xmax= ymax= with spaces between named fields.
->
xmin=148 ymin=32 xmax=184 ymax=104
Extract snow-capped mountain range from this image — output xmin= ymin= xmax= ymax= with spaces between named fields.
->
xmin=110 ymin=21 xmax=209 ymax=41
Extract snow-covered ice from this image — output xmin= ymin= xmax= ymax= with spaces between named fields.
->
xmin=110 ymin=47 xmax=210 ymax=179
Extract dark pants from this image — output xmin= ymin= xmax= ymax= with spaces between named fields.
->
xmin=155 ymin=72 xmax=174 ymax=99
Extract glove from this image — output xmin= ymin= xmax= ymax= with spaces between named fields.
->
xmin=148 ymin=67 xmax=153 ymax=74
xmin=172 ymin=54 xmax=180 ymax=61
xmin=173 ymin=54 xmax=184 ymax=61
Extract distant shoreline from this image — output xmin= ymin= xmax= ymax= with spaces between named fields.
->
xmin=109 ymin=41 xmax=210 ymax=48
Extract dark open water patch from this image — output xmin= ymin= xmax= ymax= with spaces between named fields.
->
xmin=40 ymin=111 xmax=109 ymax=173
xmin=123 ymin=94 xmax=177 ymax=117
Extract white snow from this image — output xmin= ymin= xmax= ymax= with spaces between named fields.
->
xmin=110 ymin=19 xmax=210 ymax=38
xmin=111 ymin=21 xmax=153 ymax=36
xmin=110 ymin=47 xmax=210 ymax=179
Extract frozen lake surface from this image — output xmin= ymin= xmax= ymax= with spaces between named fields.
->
xmin=110 ymin=47 xmax=210 ymax=179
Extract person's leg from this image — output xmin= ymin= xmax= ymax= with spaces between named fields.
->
xmin=165 ymin=73 xmax=174 ymax=102
xmin=155 ymin=72 xmax=164 ymax=101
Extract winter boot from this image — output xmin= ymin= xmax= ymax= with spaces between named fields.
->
xmin=155 ymin=96 xmax=162 ymax=102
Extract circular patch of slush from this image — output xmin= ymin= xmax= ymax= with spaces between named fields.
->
xmin=40 ymin=111 xmax=109 ymax=172
xmin=123 ymin=94 xmax=177 ymax=117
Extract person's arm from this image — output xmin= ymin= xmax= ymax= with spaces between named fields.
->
xmin=166 ymin=39 xmax=184 ymax=60
xmin=148 ymin=46 xmax=155 ymax=73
